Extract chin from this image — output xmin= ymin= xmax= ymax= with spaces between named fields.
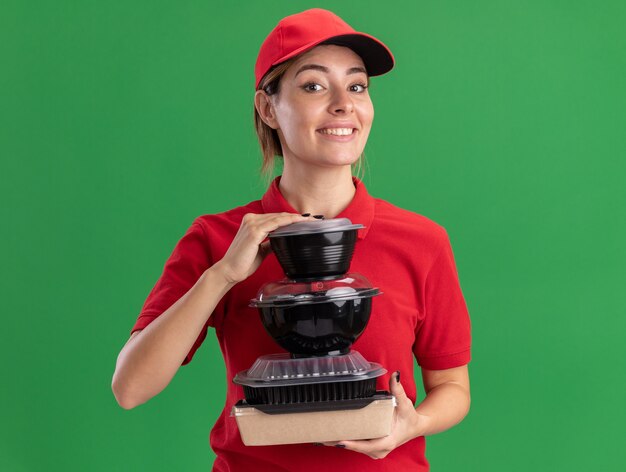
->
xmin=290 ymin=148 xmax=362 ymax=169
xmin=321 ymin=155 xmax=361 ymax=167
xmin=320 ymin=149 xmax=362 ymax=166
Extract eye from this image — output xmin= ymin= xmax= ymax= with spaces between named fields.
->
xmin=302 ymin=82 xmax=323 ymax=93
xmin=349 ymin=83 xmax=368 ymax=93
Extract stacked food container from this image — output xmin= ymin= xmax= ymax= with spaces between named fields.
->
xmin=231 ymin=218 xmax=396 ymax=446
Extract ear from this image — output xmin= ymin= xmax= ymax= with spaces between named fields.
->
xmin=254 ymin=90 xmax=280 ymax=130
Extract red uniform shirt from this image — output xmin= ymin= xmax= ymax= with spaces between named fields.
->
xmin=132 ymin=176 xmax=472 ymax=471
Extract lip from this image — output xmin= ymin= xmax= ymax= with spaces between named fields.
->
xmin=317 ymin=122 xmax=358 ymax=131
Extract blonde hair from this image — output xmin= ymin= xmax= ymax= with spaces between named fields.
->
xmin=254 ymin=59 xmax=295 ymax=178
xmin=253 ymin=54 xmax=367 ymax=182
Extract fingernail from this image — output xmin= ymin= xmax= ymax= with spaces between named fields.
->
xmin=313 ymin=442 xmax=323 ymax=446
xmin=395 ymin=370 xmax=401 ymax=383
xmin=301 ymin=213 xmax=311 ymax=217
xmin=313 ymin=214 xmax=324 ymax=219
xmin=335 ymin=444 xmax=346 ymax=448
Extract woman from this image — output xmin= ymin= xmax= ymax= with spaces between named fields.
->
xmin=112 ymin=8 xmax=472 ymax=471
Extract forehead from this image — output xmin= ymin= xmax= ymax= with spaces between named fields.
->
xmin=287 ymin=44 xmax=367 ymax=75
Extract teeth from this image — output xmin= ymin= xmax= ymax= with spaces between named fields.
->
xmin=319 ymin=128 xmax=354 ymax=136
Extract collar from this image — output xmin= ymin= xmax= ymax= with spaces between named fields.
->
xmin=260 ymin=175 xmax=375 ymax=240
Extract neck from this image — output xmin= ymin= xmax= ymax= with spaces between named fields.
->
xmin=279 ymin=163 xmax=356 ymax=219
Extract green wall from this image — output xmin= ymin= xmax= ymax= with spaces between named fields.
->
xmin=1 ymin=1 xmax=624 ymax=470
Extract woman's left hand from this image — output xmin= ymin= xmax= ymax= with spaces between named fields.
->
xmin=322 ymin=371 xmax=429 ymax=459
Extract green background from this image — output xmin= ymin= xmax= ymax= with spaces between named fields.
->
xmin=1 ymin=1 xmax=624 ymax=470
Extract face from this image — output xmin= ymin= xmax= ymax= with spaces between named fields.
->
xmin=260 ymin=45 xmax=374 ymax=169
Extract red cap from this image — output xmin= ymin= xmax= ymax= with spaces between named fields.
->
xmin=255 ymin=8 xmax=395 ymax=89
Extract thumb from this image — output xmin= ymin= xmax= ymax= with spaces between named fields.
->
xmin=258 ymin=240 xmax=273 ymax=259
xmin=389 ymin=370 xmax=409 ymax=402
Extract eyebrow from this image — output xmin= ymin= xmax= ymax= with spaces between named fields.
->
xmin=294 ymin=64 xmax=368 ymax=77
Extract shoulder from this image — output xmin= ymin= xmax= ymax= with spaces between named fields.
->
xmin=372 ymin=198 xmax=450 ymax=248
xmin=192 ymin=199 xmax=264 ymax=233
xmin=172 ymin=199 xmax=263 ymax=258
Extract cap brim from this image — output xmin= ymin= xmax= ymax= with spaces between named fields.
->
xmin=271 ymin=32 xmax=395 ymax=78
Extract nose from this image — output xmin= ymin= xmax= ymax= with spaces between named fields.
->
xmin=327 ymin=87 xmax=354 ymax=115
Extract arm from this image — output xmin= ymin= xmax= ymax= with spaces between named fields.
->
xmin=111 ymin=264 xmax=234 ymax=410
xmin=111 ymin=213 xmax=314 ymax=410
xmin=324 ymin=365 xmax=471 ymax=459
xmin=415 ymin=365 xmax=471 ymax=436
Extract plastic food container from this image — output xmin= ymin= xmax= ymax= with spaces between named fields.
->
xmin=231 ymin=394 xmax=396 ymax=446
xmin=269 ymin=218 xmax=364 ymax=280
xmin=250 ymin=274 xmax=381 ymax=356
xmin=233 ymin=351 xmax=387 ymax=405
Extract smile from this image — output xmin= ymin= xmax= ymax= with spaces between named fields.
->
xmin=318 ymin=128 xmax=355 ymax=136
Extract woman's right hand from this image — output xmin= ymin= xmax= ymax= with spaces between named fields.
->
xmin=213 ymin=212 xmax=314 ymax=284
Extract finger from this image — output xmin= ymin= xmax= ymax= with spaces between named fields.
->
xmin=239 ymin=214 xmax=302 ymax=244
xmin=389 ymin=370 xmax=409 ymax=402
xmin=389 ymin=370 xmax=416 ymax=414
xmin=322 ymin=438 xmax=374 ymax=451
xmin=337 ymin=437 xmax=392 ymax=455
xmin=254 ymin=213 xmax=312 ymax=235
xmin=254 ymin=212 xmax=311 ymax=224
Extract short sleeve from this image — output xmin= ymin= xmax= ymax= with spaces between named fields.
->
xmin=413 ymin=231 xmax=472 ymax=370
xmin=131 ymin=219 xmax=223 ymax=365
